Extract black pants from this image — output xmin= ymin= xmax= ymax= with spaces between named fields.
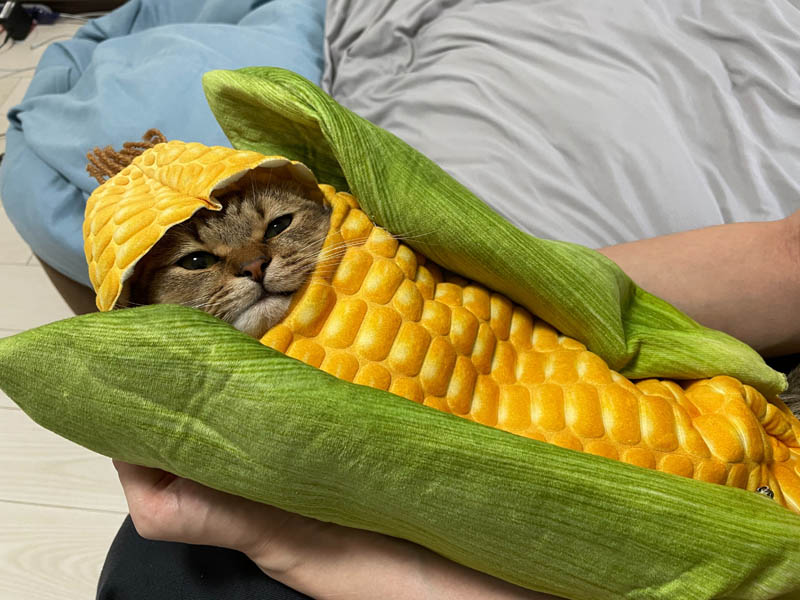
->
xmin=96 ymin=515 xmax=310 ymax=600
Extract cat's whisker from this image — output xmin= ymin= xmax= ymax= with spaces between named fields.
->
xmin=290 ymin=227 xmax=448 ymax=280
xmin=314 ymin=248 xmax=354 ymax=262
xmin=394 ymin=228 xmax=446 ymax=244
xmin=292 ymin=252 xmax=345 ymax=265
xmin=299 ymin=235 xmax=357 ymax=254
xmin=313 ymin=227 xmax=447 ymax=257
xmin=120 ymin=299 xmax=149 ymax=308
xmin=317 ymin=239 xmax=369 ymax=256
xmin=296 ymin=252 xmax=352 ymax=271
xmin=204 ymin=285 xmax=245 ymax=321
xmin=187 ymin=299 xmax=230 ymax=310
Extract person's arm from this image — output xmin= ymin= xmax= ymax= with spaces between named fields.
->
xmin=598 ymin=210 xmax=800 ymax=357
xmin=114 ymin=461 xmax=558 ymax=600
xmin=251 ymin=515 xmax=553 ymax=600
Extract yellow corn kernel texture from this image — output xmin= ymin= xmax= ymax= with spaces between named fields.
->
xmin=261 ymin=187 xmax=800 ymax=513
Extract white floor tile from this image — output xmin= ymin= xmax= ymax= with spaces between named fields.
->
xmin=0 ymin=393 xmax=14 ymax=409
xmin=0 ymin=264 xmax=75 ymax=330
xmin=0 ymin=390 xmax=14 ymax=409
xmin=0 ymin=386 xmax=14 ymax=408
xmin=0 ymin=329 xmax=23 ymax=408
xmin=0 ymin=77 xmax=17 ymax=108
xmin=0 ymin=409 xmax=128 ymax=512
xmin=0 ymin=501 xmax=124 ymax=600
xmin=0 ymin=21 xmax=82 ymax=72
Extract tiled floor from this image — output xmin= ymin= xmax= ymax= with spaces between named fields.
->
xmin=0 ymin=18 xmax=128 ymax=600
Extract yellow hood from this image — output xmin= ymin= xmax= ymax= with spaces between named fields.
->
xmin=83 ymin=140 xmax=322 ymax=311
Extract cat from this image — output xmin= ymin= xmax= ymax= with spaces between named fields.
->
xmin=125 ymin=177 xmax=331 ymax=339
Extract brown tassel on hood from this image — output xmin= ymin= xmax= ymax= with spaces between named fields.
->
xmin=86 ymin=128 xmax=167 ymax=185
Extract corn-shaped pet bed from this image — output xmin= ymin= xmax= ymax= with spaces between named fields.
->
xmin=5 ymin=68 xmax=800 ymax=599
xmin=83 ymin=139 xmax=800 ymax=513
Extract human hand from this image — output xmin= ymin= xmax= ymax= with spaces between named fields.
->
xmin=112 ymin=459 xmax=316 ymax=575
xmin=113 ymin=460 xmax=557 ymax=600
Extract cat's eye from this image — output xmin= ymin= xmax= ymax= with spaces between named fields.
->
xmin=177 ymin=252 xmax=219 ymax=270
xmin=265 ymin=214 xmax=293 ymax=240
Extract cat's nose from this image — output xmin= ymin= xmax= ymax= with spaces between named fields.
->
xmin=238 ymin=257 xmax=270 ymax=282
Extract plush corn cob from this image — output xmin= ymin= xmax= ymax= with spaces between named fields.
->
xmin=265 ymin=186 xmax=800 ymax=510
xmin=83 ymin=140 xmax=800 ymax=513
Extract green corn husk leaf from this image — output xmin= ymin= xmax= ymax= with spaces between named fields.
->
xmin=1 ymin=305 xmax=799 ymax=600
xmin=202 ymin=67 xmax=786 ymax=398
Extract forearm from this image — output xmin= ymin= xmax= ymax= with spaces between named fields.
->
xmin=598 ymin=211 xmax=800 ymax=357
xmin=250 ymin=519 xmax=557 ymax=600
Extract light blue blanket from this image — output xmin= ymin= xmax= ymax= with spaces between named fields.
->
xmin=0 ymin=0 xmax=326 ymax=286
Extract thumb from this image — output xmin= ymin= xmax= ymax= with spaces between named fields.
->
xmin=112 ymin=460 xmax=177 ymax=506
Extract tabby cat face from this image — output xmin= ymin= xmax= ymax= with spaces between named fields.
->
xmin=127 ymin=179 xmax=331 ymax=338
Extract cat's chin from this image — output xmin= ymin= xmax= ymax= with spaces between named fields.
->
xmin=231 ymin=294 xmax=294 ymax=339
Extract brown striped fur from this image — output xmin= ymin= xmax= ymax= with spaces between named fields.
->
xmin=127 ymin=178 xmax=330 ymax=338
